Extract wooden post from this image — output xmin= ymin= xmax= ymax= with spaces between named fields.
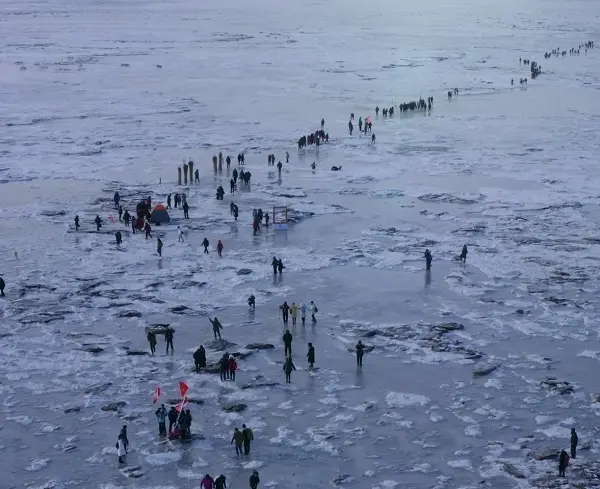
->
xmin=178 ymin=166 xmax=182 ymax=185
xmin=183 ymin=163 xmax=188 ymax=185
xmin=212 ymin=155 xmax=218 ymax=173
xmin=188 ymin=161 xmax=194 ymax=183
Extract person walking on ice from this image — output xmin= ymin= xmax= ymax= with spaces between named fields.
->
xmin=283 ymin=329 xmax=293 ymax=356
xmin=300 ymin=301 xmax=307 ymax=326
xmin=249 ymin=470 xmax=260 ymax=489
xmin=283 ymin=356 xmax=296 ymax=383
xmin=309 ymin=300 xmax=318 ymax=322
xmin=165 ymin=327 xmax=174 ymax=354
xmin=242 ymin=424 xmax=254 ymax=454
xmin=147 ymin=330 xmax=157 ymax=355
xmin=290 ymin=302 xmax=298 ymax=326
xmin=307 ymin=342 xmax=315 ymax=368
xmin=177 ymin=226 xmax=184 ymax=242
xmin=356 ymin=340 xmax=364 ymax=367
xmin=116 ymin=433 xmax=127 ymax=464
xmin=460 ymin=244 xmax=468 ymax=263
xmin=231 ymin=427 xmax=244 ymax=455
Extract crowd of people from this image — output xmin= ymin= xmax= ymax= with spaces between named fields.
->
xmin=543 ymin=40 xmax=594 ymax=58
xmin=67 ymin=41 xmax=596 ymax=485
xmin=297 ymin=127 xmax=329 ymax=149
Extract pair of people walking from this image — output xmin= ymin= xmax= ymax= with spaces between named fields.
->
xmin=231 ymin=424 xmax=254 ymax=455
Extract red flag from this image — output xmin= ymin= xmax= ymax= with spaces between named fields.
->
xmin=152 ymin=385 xmax=161 ymax=404
xmin=175 ymin=397 xmax=188 ymax=412
xmin=178 ymin=381 xmax=189 ymax=399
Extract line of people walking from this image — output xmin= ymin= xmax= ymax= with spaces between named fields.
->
xmin=200 ymin=470 xmax=260 ymax=489
xmin=279 ymin=300 xmax=318 ymax=325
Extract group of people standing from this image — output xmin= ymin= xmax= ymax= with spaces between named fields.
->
xmin=200 ymin=470 xmax=260 ymax=489
xmin=297 ymin=124 xmax=329 ymax=149
xmin=147 ymin=328 xmax=174 ymax=355
xmin=279 ymin=300 xmax=317 ymax=326
xmin=154 ymin=404 xmax=193 ymax=439
xmin=253 ymin=208 xmax=269 ymax=234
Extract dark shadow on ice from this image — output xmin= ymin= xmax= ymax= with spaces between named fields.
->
xmin=157 ymin=258 xmax=163 ymax=270
xmin=425 ymin=269 xmax=431 ymax=287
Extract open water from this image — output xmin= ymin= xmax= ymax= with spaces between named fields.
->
xmin=1 ymin=0 xmax=600 ymax=488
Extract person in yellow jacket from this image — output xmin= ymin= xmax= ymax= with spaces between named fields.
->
xmin=290 ymin=302 xmax=298 ymax=326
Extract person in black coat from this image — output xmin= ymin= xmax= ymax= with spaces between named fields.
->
xmin=250 ymin=470 xmax=260 ymax=489
xmin=165 ymin=328 xmax=174 ymax=354
xmin=194 ymin=345 xmax=206 ymax=372
xmin=559 ymin=449 xmax=569 ymax=477
xmin=307 ymin=342 xmax=315 ymax=368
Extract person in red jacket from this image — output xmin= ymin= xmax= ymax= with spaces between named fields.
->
xmin=217 ymin=240 xmax=224 ymax=257
xmin=228 ymin=355 xmax=237 ymax=381
xmin=201 ymin=474 xmax=215 ymax=489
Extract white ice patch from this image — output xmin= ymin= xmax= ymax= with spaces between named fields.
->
xmin=349 ymin=401 xmax=377 ymax=411
xmin=465 ymin=425 xmax=482 ymax=437
xmin=242 ymin=460 xmax=264 ymax=469
xmin=145 ymin=451 xmax=183 ymax=466
xmin=447 ymin=459 xmax=473 ymax=470
xmin=319 ymin=396 xmax=340 ymax=406
xmin=385 ymin=392 xmax=429 ymax=408
xmin=473 ymin=405 xmax=507 ymax=420
xmin=324 ymin=383 xmax=361 ymax=393
xmin=333 ymin=413 xmax=354 ymax=423
xmin=535 ymin=415 xmax=554 ymax=425
xmin=577 ymin=350 xmax=600 ymax=360
xmin=100 ymin=486 xmax=179 ymax=489
xmin=428 ymin=411 xmax=445 ymax=423
xmin=374 ymin=481 xmax=399 ymax=489
xmin=192 ymin=457 xmax=209 ymax=468
xmin=484 ymin=378 xmax=503 ymax=390
xmin=6 ymin=415 xmax=34 ymax=426
xmin=26 ymin=459 xmax=51 ymax=471
xmin=35 ymin=424 xmax=61 ymax=435
xmin=535 ymin=425 xmax=570 ymax=439
xmin=178 ymin=469 xmax=205 ymax=480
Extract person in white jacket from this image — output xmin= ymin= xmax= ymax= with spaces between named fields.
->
xmin=177 ymin=226 xmax=184 ymax=243
xmin=117 ymin=433 xmax=127 ymax=464
xmin=309 ymin=301 xmax=318 ymax=322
